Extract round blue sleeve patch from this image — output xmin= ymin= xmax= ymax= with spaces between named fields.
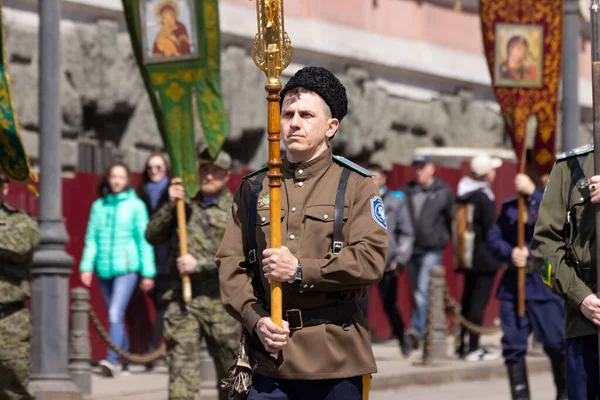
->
xmin=370 ymin=196 xmax=387 ymax=230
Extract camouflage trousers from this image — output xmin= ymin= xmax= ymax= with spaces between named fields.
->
xmin=164 ymin=295 xmax=240 ymax=400
xmin=0 ymin=308 xmax=33 ymax=400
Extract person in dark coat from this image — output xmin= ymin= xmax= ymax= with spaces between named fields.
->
xmin=367 ymin=163 xmax=414 ymax=357
xmin=455 ymin=154 xmax=503 ymax=361
xmin=403 ymin=155 xmax=454 ymax=349
xmin=487 ymin=155 xmax=566 ymax=400
xmin=138 ymin=152 xmax=171 ymax=370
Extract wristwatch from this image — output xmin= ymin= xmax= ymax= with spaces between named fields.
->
xmin=294 ymin=262 xmax=303 ymax=283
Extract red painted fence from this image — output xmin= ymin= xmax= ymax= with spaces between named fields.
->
xmin=6 ymin=160 xmax=519 ymax=360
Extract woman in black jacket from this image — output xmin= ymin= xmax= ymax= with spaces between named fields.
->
xmin=138 ymin=152 xmax=171 ymax=369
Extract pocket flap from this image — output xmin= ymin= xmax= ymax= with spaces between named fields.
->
xmin=256 ymin=209 xmax=287 ymax=225
xmin=304 ymin=205 xmax=348 ymax=222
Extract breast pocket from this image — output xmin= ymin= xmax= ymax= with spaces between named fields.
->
xmin=302 ymin=205 xmax=348 ymax=254
xmin=255 ymin=208 xmax=287 ymax=249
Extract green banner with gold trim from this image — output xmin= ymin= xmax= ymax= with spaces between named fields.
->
xmin=0 ymin=3 xmax=33 ymax=183
xmin=122 ymin=0 xmax=228 ymax=196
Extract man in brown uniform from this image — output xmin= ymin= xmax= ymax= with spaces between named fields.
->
xmin=215 ymin=66 xmax=388 ymax=399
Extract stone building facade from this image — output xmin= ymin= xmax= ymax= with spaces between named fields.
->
xmin=4 ymin=0 xmax=593 ymax=174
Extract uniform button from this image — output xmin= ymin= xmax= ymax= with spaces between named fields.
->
xmin=580 ymin=197 xmax=584 ymax=202
xmin=291 ymin=207 xmax=296 ymax=212
xmin=261 ymin=217 xmax=266 ymax=222
xmin=323 ymin=214 xmax=328 ymax=220
xmin=298 ymin=182 xmax=304 ymax=187
xmin=303 ymin=284 xmax=308 ymax=288
xmin=298 ymin=169 xmax=304 ymax=175
xmin=309 ymin=284 xmax=314 ymax=289
xmin=289 ymin=234 xmax=295 ymax=240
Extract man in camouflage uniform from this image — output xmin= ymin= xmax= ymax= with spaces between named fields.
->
xmin=0 ymin=173 xmax=39 ymax=400
xmin=531 ymin=143 xmax=600 ymax=399
xmin=145 ymin=151 xmax=239 ymax=400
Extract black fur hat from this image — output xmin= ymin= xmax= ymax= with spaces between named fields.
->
xmin=280 ymin=66 xmax=348 ymax=121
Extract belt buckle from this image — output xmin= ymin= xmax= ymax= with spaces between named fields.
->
xmin=285 ymin=309 xmax=303 ymax=331
xmin=333 ymin=241 xmax=343 ymax=254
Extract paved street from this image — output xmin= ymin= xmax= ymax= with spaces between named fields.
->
xmin=89 ymin=368 xmax=557 ymax=400
xmin=88 ymin=335 xmax=557 ymax=399
xmin=371 ymin=371 xmax=556 ymax=400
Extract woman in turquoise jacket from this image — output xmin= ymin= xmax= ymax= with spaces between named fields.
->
xmin=79 ymin=163 xmax=156 ymax=377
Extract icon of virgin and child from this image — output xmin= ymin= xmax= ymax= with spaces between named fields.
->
xmin=497 ymin=35 xmax=538 ymax=83
xmin=152 ymin=0 xmax=191 ymax=58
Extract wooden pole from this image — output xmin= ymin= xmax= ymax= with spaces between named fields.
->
xmin=177 ymin=199 xmax=192 ymax=303
xmin=267 ymin=81 xmax=283 ymax=326
xmin=589 ymin=0 xmax=600 ymax=379
xmin=252 ymin=0 xmax=294 ymax=327
xmin=517 ymin=132 xmax=527 ymax=318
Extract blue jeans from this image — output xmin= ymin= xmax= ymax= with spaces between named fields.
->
xmin=98 ymin=272 xmax=138 ymax=364
xmin=408 ymin=251 xmax=444 ymax=337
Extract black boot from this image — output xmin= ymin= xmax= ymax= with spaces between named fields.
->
xmin=551 ymin=359 xmax=567 ymax=400
xmin=507 ymin=362 xmax=531 ymax=400
xmin=398 ymin=334 xmax=413 ymax=358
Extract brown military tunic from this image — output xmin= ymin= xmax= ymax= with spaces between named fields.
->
xmin=215 ymin=149 xmax=388 ymax=380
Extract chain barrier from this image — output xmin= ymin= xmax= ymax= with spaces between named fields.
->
xmin=443 ymin=289 xmax=502 ymax=335
xmin=88 ymin=308 xmax=166 ymax=364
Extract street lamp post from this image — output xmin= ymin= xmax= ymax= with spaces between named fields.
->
xmin=562 ymin=0 xmax=581 ymax=151
xmin=29 ymin=0 xmax=80 ymax=398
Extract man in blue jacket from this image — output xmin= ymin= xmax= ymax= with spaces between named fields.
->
xmin=487 ymin=156 xmax=566 ymax=400
xmin=367 ymin=163 xmax=414 ymax=356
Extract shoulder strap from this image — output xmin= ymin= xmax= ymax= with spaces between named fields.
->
xmin=242 ymin=166 xmax=269 ymax=180
xmin=332 ymin=155 xmax=373 ymax=177
xmin=566 ymin=155 xmax=586 ymax=212
xmin=333 ymin=168 xmax=352 ymax=254
xmin=247 ymin=171 xmax=268 ymax=307
xmin=466 ymin=203 xmax=475 ymax=233
xmin=557 ymin=143 xmax=594 ymax=161
xmin=248 ymin=171 xmax=268 ymax=265
xmin=565 ymin=155 xmax=587 ymax=249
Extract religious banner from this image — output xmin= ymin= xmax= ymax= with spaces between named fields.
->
xmin=480 ymin=0 xmax=563 ymax=173
xmin=122 ymin=0 xmax=228 ymax=196
xmin=0 ymin=2 xmax=35 ymax=184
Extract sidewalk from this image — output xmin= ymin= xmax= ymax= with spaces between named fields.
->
xmin=89 ymin=333 xmax=551 ymax=399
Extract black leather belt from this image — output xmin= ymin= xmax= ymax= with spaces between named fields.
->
xmin=284 ymin=301 xmax=359 ymax=331
xmin=0 ymin=301 xmax=25 ymax=319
